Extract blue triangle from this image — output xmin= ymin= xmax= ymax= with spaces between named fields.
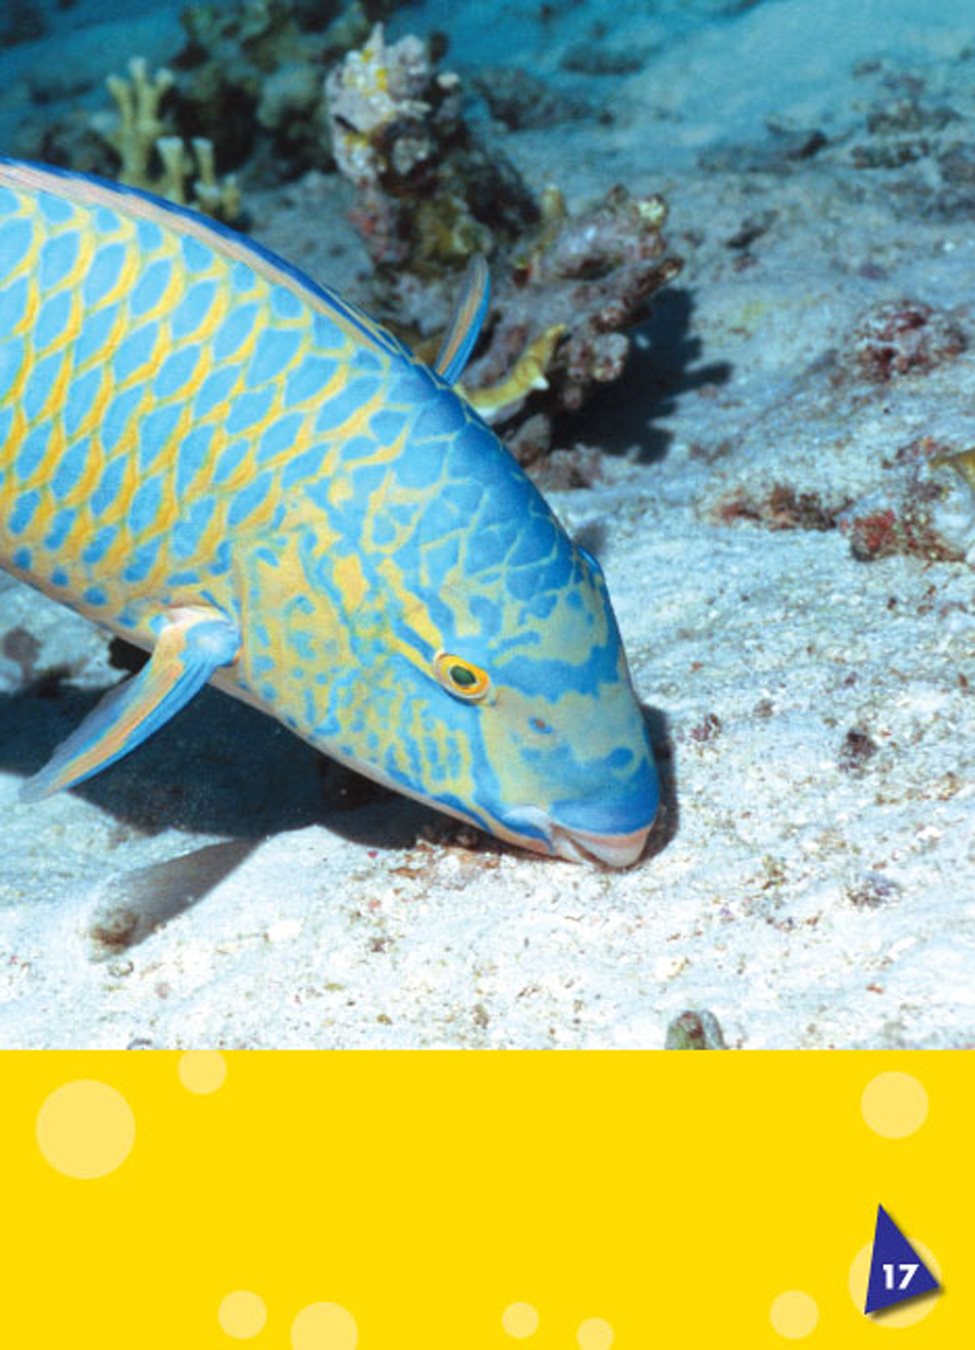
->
xmin=865 ymin=1205 xmax=939 ymax=1314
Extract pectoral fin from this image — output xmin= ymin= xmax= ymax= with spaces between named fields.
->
xmin=20 ymin=606 xmax=240 ymax=802
xmin=433 ymin=254 xmax=490 ymax=386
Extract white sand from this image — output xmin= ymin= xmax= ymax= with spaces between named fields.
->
xmin=1 ymin=0 xmax=973 ymax=1047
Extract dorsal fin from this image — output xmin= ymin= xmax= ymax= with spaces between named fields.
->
xmin=434 ymin=254 xmax=490 ymax=385
xmin=0 ymin=157 xmax=409 ymax=362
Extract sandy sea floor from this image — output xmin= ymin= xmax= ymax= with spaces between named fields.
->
xmin=0 ymin=0 xmax=973 ymax=1048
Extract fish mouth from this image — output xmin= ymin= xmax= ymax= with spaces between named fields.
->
xmin=548 ymin=822 xmax=651 ymax=869
xmin=498 ymin=806 xmax=652 ymax=869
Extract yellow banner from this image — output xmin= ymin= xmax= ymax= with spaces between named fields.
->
xmin=1 ymin=1052 xmax=964 ymax=1345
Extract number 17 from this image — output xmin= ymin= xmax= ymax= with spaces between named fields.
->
xmin=882 ymin=1263 xmax=918 ymax=1290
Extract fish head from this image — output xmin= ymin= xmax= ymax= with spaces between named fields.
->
xmin=341 ymin=433 xmax=658 ymax=867
xmin=413 ymin=542 xmax=659 ymax=868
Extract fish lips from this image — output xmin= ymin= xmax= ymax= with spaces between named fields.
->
xmin=500 ymin=769 xmax=659 ymax=869
xmin=549 ymin=821 xmax=653 ymax=868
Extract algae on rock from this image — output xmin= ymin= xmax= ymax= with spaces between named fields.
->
xmin=325 ymin=24 xmax=539 ymax=276
xmin=173 ymin=0 xmax=403 ymax=182
xmin=325 ymin=26 xmax=683 ymax=445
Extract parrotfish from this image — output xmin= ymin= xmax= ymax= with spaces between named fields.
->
xmin=0 ymin=158 xmax=658 ymax=866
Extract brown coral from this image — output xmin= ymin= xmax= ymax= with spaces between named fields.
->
xmin=456 ymin=186 xmax=682 ymax=428
xmin=851 ymin=298 xmax=966 ymax=382
xmin=168 ymin=0 xmax=398 ymax=182
xmin=325 ymin=26 xmax=682 ymax=451
xmin=836 ymin=439 xmax=975 ymax=563
xmin=325 ymin=25 xmax=538 ymax=276
xmin=714 ymin=484 xmax=842 ymax=532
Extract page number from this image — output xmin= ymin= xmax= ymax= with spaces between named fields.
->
xmin=882 ymin=1263 xmax=919 ymax=1291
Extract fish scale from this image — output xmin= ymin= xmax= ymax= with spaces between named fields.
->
xmin=2 ymin=193 xmax=374 ymax=615
xmin=0 ymin=158 xmax=658 ymax=866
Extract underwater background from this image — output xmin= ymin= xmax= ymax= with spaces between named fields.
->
xmin=1 ymin=0 xmax=974 ymax=1049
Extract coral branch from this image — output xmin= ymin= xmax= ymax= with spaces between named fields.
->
xmin=94 ymin=57 xmax=242 ymax=221
xmin=325 ymin=26 xmax=682 ymax=458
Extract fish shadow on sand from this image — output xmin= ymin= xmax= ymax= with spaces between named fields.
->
xmin=1 ymin=666 xmax=445 ymax=952
xmin=3 ymin=677 xmax=677 ymax=855
xmin=0 ymin=667 xmax=445 ymax=843
xmin=2 ymin=676 xmax=679 ymax=953
xmin=559 ymin=287 xmax=733 ymax=464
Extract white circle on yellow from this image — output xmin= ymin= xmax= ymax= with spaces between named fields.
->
xmin=861 ymin=1072 xmax=928 ymax=1138
xmin=291 ymin=1302 xmax=358 ymax=1350
xmin=849 ymin=1240 xmax=941 ymax=1327
xmin=502 ymin=1302 xmax=539 ymax=1338
xmin=577 ymin=1317 xmax=614 ymax=1350
xmin=179 ymin=1050 xmax=228 ymax=1094
xmin=36 ymin=1080 xmax=135 ymax=1179
xmin=219 ymin=1291 xmax=267 ymax=1339
xmin=769 ymin=1290 xmax=819 ymax=1339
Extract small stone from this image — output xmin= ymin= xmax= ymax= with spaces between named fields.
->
xmin=665 ymin=1010 xmax=727 ymax=1050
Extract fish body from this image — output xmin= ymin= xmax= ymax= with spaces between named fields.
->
xmin=0 ymin=158 xmax=657 ymax=866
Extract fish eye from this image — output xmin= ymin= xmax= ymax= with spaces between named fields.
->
xmin=433 ymin=652 xmax=491 ymax=702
